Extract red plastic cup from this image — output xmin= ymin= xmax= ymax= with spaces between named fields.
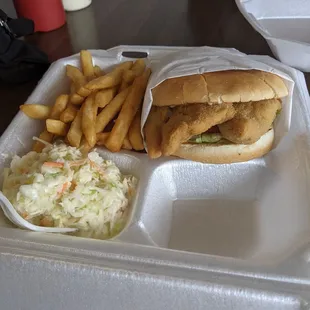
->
xmin=13 ymin=0 xmax=66 ymax=32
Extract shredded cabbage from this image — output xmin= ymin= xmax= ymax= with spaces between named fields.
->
xmin=2 ymin=143 xmax=137 ymax=239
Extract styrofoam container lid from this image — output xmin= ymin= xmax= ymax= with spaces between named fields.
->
xmin=236 ymin=0 xmax=310 ymax=72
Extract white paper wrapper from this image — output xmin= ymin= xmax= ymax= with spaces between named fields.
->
xmin=141 ymin=46 xmax=294 ymax=150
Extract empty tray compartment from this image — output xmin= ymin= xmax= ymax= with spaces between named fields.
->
xmin=138 ymin=150 xmax=310 ymax=262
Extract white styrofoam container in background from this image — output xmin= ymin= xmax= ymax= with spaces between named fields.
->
xmin=236 ymin=0 xmax=310 ymax=72
xmin=1 ymin=45 xmax=310 ymax=309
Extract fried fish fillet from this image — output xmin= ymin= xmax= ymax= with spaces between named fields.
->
xmin=161 ymin=103 xmax=236 ymax=156
xmin=144 ymin=106 xmax=170 ymax=159
xmin=218 ymin=99 xmax=282 ymax=144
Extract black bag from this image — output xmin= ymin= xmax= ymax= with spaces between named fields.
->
xmin=0 ymin=9 xmax=50 ymax=83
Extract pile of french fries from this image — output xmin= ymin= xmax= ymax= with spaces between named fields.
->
xmin=20 ymin=50 xmax=151 ymax=154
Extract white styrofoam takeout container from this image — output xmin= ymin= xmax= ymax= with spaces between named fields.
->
xmin=236 ymin=0 xmax=310 ymax=72
xmin=1 ymin=45 xmax=310 ymax=309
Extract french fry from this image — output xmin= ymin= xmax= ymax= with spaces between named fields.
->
xmin=116 ymin=61 xmax=133 ymax=71
xmin=128 ymin=111 xmax=144 ymax=151
xmin=84 ymin=61 xmax=133 ymax=92
xmin=80 ymin=50 xmax=95 ymax=79
xmin=95 ymin=87 xmax=130 ymax=133
xmin=32 ymin=130 xmax=54 ymax=153
xmin=94 ymin=65 xmax=104 ymax=77
xmin=95 ymin=87 xmax=117 ymax=108
xmin=132 ymin=59 xmax=146 ymax=76
xmin=46 ymin=119 xmax=69 ymax=136
xmin=123 ymin=70 xmax=136 ymax=83
xmin=49 ymin=94 xmax=69 ymax=119
xmin=28 ymin=59 xmax=148 ymax=156
xmin=66 ymin=65 xmax=90 ymax=97
xmin=70 ymin=84 xmax=76 ymax=94
xmin=144 ymin=106 xmax=170 ymax=159
xmin=119 ymin=80 xmax=129 ymax=91
xmin=66 ymin=65 xmax=87 ymax=88
xmin=70 ymin=93 xmax=84 ymax=105
xmin=93 ymin=93 xmax=98 ymax=120
xmin=80 ymin=137 xmax=93 ymax=154
xmin=82 ymin=93 xmax=97 ymax=147
xmin=67 ymin=108 xmax=83 ymax=147
xmin=77 ymin=86 xmax=91 ymax=97
xmin=122 ymin=135 xmax=132 ymax=150
xmin=119 ymin=60 xmax=145 ymax=91
xmin=20 ymin=104 xmax=51 ymax=120
xmin=70 ymin=83 xmax=84 ymax=105
xmin=84 ymin=69 xmax=122 ymax=92
xmin=96 ymin=132 xmax=110 ymax=145
xmin=122 ymin=60 xmax=145 ymax=87
xmin=96 ymin=132 xmax=132 ymax=150
xmin=105 ymin=68 xmax=151 ymax=152
xmin=60 ymin=103 xmax=78 ymax=123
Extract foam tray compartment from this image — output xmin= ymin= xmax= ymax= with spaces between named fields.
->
xmin=1 ymin=46 xmax=310 ymax=308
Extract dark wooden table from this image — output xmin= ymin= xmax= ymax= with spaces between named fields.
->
xmin=0 ymin=0 xmax=308 ymax=134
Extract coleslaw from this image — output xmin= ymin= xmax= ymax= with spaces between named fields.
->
xmin=2 ymin=142 xmax=137 ymax=239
